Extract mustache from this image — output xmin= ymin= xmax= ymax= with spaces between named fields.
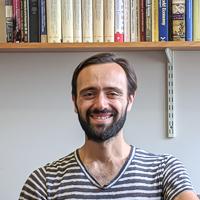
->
xmin=87 ymin=108 xmax=117 ymax=115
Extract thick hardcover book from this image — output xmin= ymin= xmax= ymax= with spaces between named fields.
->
xmin=13 ymin=0 xmax=21 ymax=42
xmin=172 ymin=0 xmax=185 ymax=41
xmin=114 ymin=0 xmax=124 ymax=42
xmin=46 ymin=0 xmax=61 ymax=43
xmin=39 ymin=0 xmax=47 ymax=42
xmin=93 ymin=0 xmax=104 ymax=42
xmin=140 ymin=0 xmax=146 ymax=41
xmin=185 ymin=0 xmax=192 ymax=41
xmin=62 ymin=0 xmax=73 ymax=43
xmin=104 ymin=0 xmax=114 ymax=42
xmin=73 ymin=0 xmax=82 ymax=42
xmin=146 ymin=0 xmax=152 ymax=41
xmin=29 ymin=0 xmax=39 ymax=42
xmin=82 ymin=0 xmax=93 ymax=42
xmin=5 ymin=0 xmax=13 ymax=42
xmin=159 ymin=0 xmax=169 ymax=41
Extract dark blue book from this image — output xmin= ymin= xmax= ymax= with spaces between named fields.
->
xmin=159 ymin=0 xmax=169 ymax=41
xmin=29 ymin=0 xmax=40 ymax=42
xmin=186 ymin=0 xmax=193 ymax=41
xmin=39 ymin=0 xmax=47 ymax=42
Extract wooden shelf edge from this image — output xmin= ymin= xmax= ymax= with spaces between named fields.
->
xmin=1 ymin=41 xmax=200 ymax=52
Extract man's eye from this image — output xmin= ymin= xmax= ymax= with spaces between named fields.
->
xmin=83 ymin=92 xmax=95 ymax=98
xmin=107 ymin=92 xmax=119 ymax=98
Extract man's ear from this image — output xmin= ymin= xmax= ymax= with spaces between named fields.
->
xmin=72 ymin=95 xmax=78 ymax=113
xmin=127 ymin=94 xmax=135 ymax=112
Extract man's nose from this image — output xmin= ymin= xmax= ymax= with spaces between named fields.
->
xmin=94 ymin=93 xmax=109 ymax=109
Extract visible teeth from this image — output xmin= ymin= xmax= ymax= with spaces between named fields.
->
xmin=93 ymin=116 xmax=110 ymax=120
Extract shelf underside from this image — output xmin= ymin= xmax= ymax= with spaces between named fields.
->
xmin=0 ymin=41 xmax=200 ymax=52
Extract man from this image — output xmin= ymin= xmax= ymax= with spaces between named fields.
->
xmin=19 ymin=53 xmax=198 ymax=200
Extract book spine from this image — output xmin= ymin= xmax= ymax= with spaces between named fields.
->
xmin=130 ymin=0 xmax=137 ymax=42
xmin=46 ymin=0 xmax=62 ymax=43
xmin=159 ymin=0 xmax=169 ymax=41
xmin=93 ymin=0 xmax=104 ymax=42
xmin=73 ymin=0 xmax=82 ymax=42
xmin=22 ymin=0 xmax=28 ymax=42
xmin=39 ymin=0 xmax=47 ymax=43
xmin=172 ymin=0 xmax=185 ymax=41
xmin=62 ymin=0 xmax=73 ymax=43
xmin=152 ymin=0 xmax=159 ymax=41
xmin=146 ymin=0 xmax=152 ymax=41
xmin=139 ymin=0 xmax=146 ymax=41
xmin=82 ymin=0 xmax=93 ymax=42
xmin=193 ymin=0 xmax=200 ymax=41
xmin=124 ymin=0 xmax=130 ymax=42
xmin=104 ymin=0 xmax=114 ymax=42
xmin=20 ymin=0 xmax=24 ymax=42
xmin=13 ymin=0 xmax=21 ymax=42
xmin=5 ymin=0 xmax=13 ymax=42
xmin=114 ymin=0 xmax=124 ymax=42
xmin=29 ymin=0 xmax=39 ymax=42
xmin=185 ymin=0 xmax=192 ymax=41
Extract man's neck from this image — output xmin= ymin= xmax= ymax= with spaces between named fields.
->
xmin=78 ymin=132 xmax=131 ymax=163
xmin=78 ymin=133 xmax=131 ymax=186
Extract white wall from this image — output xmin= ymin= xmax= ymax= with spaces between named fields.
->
xmin=0 ymin=51 xmax=199 ymax=199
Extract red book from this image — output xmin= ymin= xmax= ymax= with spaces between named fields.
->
xmin=13 ymin=0 xmax=21 ymax=42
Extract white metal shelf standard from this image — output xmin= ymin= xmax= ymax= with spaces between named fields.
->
xmin=165 ymin=48 xmax=175 ymax=138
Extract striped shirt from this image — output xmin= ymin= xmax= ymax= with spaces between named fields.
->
xmin=19 ymin=146 xmax=193 ymax=200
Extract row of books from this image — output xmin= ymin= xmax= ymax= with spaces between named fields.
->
xmin=1 ymin=0 xmax=200 ymax=43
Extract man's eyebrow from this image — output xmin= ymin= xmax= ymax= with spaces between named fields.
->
xmin=79 ymin=87 xmax=97 ymax=94
xmin=104 ymin=87 xmax=123 ymax=94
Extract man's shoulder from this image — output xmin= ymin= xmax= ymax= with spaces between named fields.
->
xmin=133 ymin=147 xmax=175 ymax=164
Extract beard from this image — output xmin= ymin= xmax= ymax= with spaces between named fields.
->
xmin=77 ymin=105 xmax=128 ymax=143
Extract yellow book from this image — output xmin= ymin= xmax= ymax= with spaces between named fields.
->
xmin=193 ymin=0 xmax=200 ymax=41
xmin=0 ymin=0 xmax=6 ymax=42
xmin=152 ymin=0 xmax=159 ymax=42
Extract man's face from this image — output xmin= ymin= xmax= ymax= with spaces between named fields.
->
xmin=73 ymin=63 xmax=134 ymax=142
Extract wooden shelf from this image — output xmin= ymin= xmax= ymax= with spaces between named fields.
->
xmin=1 ymin=41 xmax=200 ymax=52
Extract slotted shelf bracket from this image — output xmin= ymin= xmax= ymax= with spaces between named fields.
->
xmin=165 ymin=48 xmax=175 ymax=138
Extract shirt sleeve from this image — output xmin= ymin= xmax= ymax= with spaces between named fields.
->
xmin=162 ymin=155 xmax=194 ymax=200
xmin=19 ymin=167 xmax=47 ymax=200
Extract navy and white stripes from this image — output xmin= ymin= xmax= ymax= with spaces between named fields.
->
xmin=19 ymin=146 xmax=193 ymax=200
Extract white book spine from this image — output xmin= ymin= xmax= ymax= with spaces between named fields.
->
xmin=114 ymin=0 xmax=124 ymax=42
xmin=130 ymin=0 xmax=137 ymax=42
xmin=93 ymin=0 xmax=104 ymax=42
xmin=46 ymin=0 xmax=62 ymax=43
xmin=124 ymin=0 xmax=130 ymax=42
xmin=62 ymin=0 xmax=73 ymax=43
xmin=82 ymin=0 xmax=93 ymax=42
xmin=73 ymin=0 xmax=82 ymax=42
xmin=104 ymin=0 xmax=114 ymax=42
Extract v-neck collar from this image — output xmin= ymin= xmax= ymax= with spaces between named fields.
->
xmin=74 ymin=145 xmax=135 ymax=189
